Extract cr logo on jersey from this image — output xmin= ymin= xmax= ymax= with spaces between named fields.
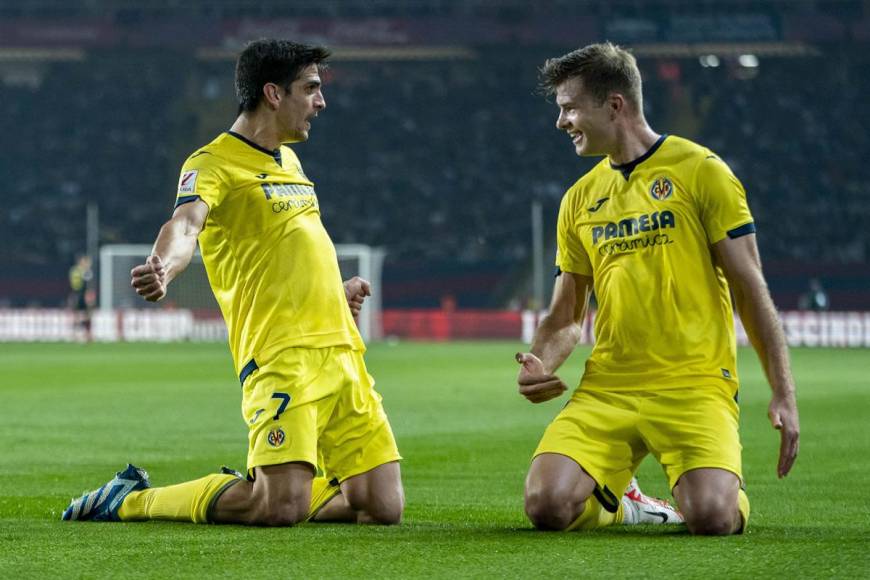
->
xmin=266 ymin=427 xmax=286 ymax=447
xmin=649 ymin=177 xmax=674 ymax=201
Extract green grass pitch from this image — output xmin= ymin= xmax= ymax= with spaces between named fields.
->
xmin=1 ymin=341 xmax=868 ymax=577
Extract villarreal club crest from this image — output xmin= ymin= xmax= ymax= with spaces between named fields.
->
xmin=267 ymin=427 xmax=286 ymax=447
xmin=649 ymin=176 xmax=674 ymax=201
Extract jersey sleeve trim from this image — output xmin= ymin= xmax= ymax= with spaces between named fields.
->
xmin=556 ymin=261 xmax=594 ymax=276
xmin=238 ymin=358 xmax=259 ymax=385
xmin=726 ymin=222 xmax=756 ymax=239
xmin=175 ymin=195 xmax=201 ymax=208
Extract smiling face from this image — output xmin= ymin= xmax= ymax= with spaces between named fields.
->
xmin=277 ymin=64 xmax=326 ymax=143
xmin=554 ymin=76 xmax=616 ymax=158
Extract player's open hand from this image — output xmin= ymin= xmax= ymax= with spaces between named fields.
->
xmin=131 ymin=255 xmax=168 ymax=302
xmin=343 ymin=276 xmax=372 ymax=320
xmin=768 ymin=390 xmax=800 ymax=478
xmin=516 ymin=352 xmax=567 ymax=404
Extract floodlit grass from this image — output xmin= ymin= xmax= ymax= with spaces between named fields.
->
xmin=0 ymin=341 xmax=867 ymax=577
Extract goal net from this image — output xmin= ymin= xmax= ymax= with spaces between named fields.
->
xmin=99 ymin=244 xmax=385 ymax=342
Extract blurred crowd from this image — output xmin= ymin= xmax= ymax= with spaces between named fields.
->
xmin=1 ymin=48 xmax=867 ymax=304
xmin=690 ymin=54 xmax=869 ymax=264
xmin=0 ymin=55 xmax=181 ymax=266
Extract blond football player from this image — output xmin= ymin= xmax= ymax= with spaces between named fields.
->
xmin=518 ymin=43 xmax=799 ymax=534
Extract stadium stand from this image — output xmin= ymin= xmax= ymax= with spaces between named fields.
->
xmin=1 ymin=5 xmax=869 ymax=309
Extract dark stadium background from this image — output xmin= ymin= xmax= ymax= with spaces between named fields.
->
xmin=1 ymin=0 xmax=868 ymax=333
xmin=2 ymin=3 xmax=870 ymax=578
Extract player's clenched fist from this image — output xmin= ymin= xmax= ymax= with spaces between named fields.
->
xmin=343 ymin=276 xmax=371 ymax=320
xmin=131 ymin=255 xmax=168 ymax=302
xmin=516 ymin=352 xmax=568 ymax=404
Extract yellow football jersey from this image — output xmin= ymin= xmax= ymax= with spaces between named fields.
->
xmin=556 ymin=135 xmax=754 ymax=391
xmin=69 ymin=265 xmax=87 ymax=292
xmin=174 ymin=131 xmax=364 ymax=378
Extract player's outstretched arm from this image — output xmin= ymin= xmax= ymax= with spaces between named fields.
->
xmin=343 ymin=276 xmax=371 ymax=321
xmin=516 ymin=271 xmax=593 ymax=404
xmin=714 ymin=233 xmax=799 ymax=478
xmin=130 ymin=200 xmax=208 ymax=302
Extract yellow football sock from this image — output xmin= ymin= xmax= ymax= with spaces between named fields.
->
xmin=566 ymin=494 xmax=623 ymax=531
xmin=307 ymin=475 xmax=341 ymax=521
xmin=737 ymin=488 xmax=751 ymax=533
xmin=118 ymin=473 xmax=239 ymax=524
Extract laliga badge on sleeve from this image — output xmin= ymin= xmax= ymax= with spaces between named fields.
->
xmin=178 ymin=170 xmax=199 ymax=194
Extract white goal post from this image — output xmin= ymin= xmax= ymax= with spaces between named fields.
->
xmin=99 ymin=243 xmax=385 ymax=342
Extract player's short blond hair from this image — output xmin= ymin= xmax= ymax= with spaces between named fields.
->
xmin=539 ymin=42 xmax=643 ymax=111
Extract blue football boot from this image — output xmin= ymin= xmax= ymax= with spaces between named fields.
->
xmin=62 ymin=464 xmax=150 ymax=521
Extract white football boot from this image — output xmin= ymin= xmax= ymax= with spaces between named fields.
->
xmin=621 ymin=477 xmax=685 ymax=525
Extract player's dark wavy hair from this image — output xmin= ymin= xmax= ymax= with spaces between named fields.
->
xmin=538 ymin=42 xmax=642 ymax=110
xmin=235 ymin=39 xmax=331 ymax=113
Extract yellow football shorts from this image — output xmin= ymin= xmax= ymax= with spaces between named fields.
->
xmin=241 ymin=346 xmax=401 ymax=482
xmin=534 ymin=383 xmax=743 ymax=493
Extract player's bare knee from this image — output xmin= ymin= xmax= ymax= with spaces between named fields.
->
xmin=348 ymin=488 xmax=404 ymax=525
xmin=526 ymin=503 xmax=576 ymax=531
xmin=525 ymin=489 xmax=578 ymax=531
xmin=686 ymin=515 xmax=736 ymax=536
xmin=257 ymin=498 xmax=308 ymax=527
xmin=684 ymin=502 xmax=738 ymax=536
xmin=365 ymin=500 xmax=403 ymax=525
xmin=377 ymin=491 xmax=405 ymax=525
xmin=249 ymin=489 xmax=309 ymax=527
